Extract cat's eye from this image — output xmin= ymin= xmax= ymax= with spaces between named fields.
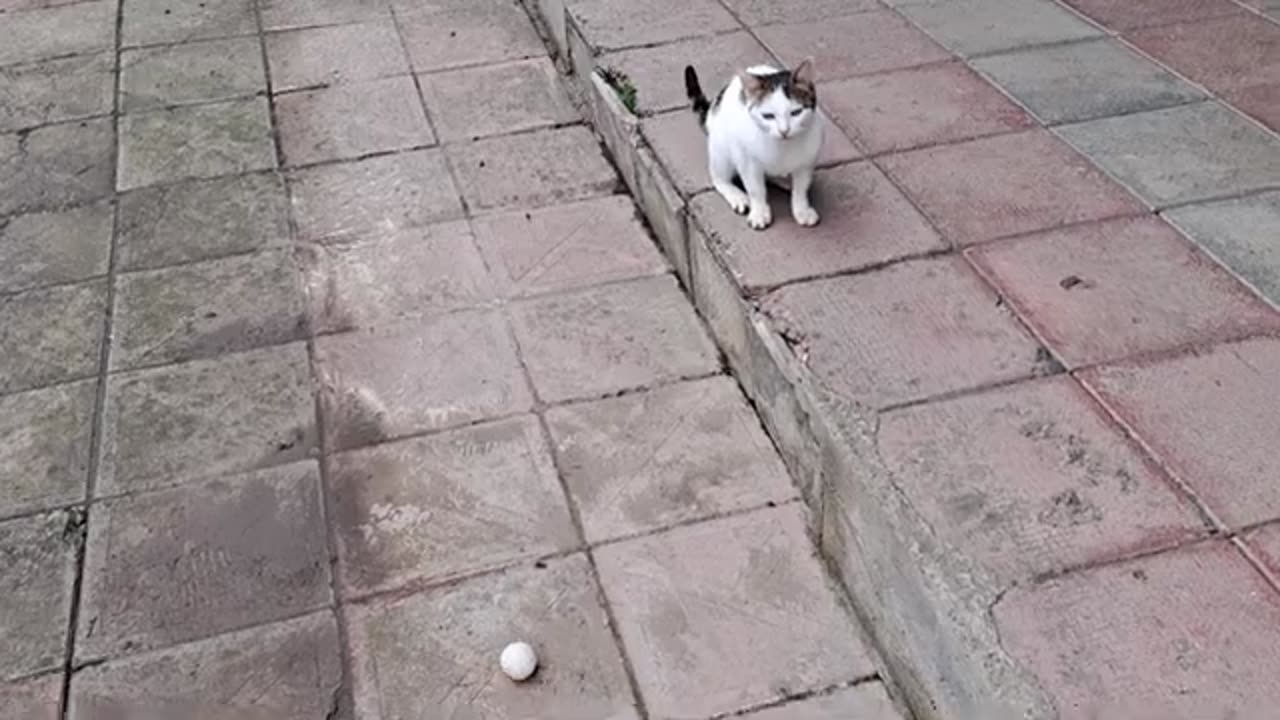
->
xmin=790 ymin=108 xmax=803 ymax=117
xmin=761 ymin=112 xmax=776 ymax=120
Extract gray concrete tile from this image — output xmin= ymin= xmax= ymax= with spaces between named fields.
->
xmin=602 ymin=31 xmax=775 ymax=115
xmin=0 ymin=279 xmax=106 ymax=394
xmin=314 ymin=309 xmax=531 ymax=451
xmin=275 ymin=75 xmax=433 ymax=167
xmin=547 ymin=376 xmax=795 ymax=543
xmin=121 ymin=0 xmax=256 ymax=47
xmin=0 ymin=380 xmax=94 ymax=517
xmin=510 ymin=275 xmax=719 ymax=403
xmin=346 ymin=555 xmax=638 ymax=719
xmin=0 ymin=118 xmax=114 ymax=216
xmin=396 ymin=2 xmax=545 ymax=73
xmin=0 ymin=53 xmax=114 ymax=132
xmin=288 ymin=149 xmax=462 ymax=243
xmin=973 ymin=38 xmax=1204 ymax=124
xmin=569 ymin=0 xmax=738 ymax=51
xmin=741 ymin=682 xmax=906 ymax=719
xmin=1165 ymin=190 xmax=1280 ymax=305
xmin=329 ymin=416 xmax=575 ymax=596
xmin=298 ymin=220 xmax=492 ymax=334
xmin=97 ymin=343 xmax=317 ymax=496
xmin=0 ymin=673 xmax=60 ymax=720
xmin=0 ymin=511 xmax=76 ymax=680
xmin=0 ymin=201 xmax=112 ymax=293
xmin=69 ymin=612 xmax=342 ymax=720
xmin=418 ymin=57 xmax=577 ymax=142
xmin=76 ymin=462 xmax=331 ymax=661
xmin=897 ymin=0 xmax=1102 ymax=57
xmin=721 ymin=0 xmax=880 ymax=26
xmin=0 ymin=1 xmax=114 ymax=65
xmin=117 ymin=98 xmax=276 ymax=191
xmin=594 ymin=506 xmax=875 ymax=718
xmin=116 ymin=172 xmax=290 ymax=270
xmin=470 ymin=195 xmax=668 ymax=298
xmin=1057 ymin=102 xmax=1280 ymax=207
xmin=111 ymin=249 xmax=308 ymax=371
xmin=265 ymin=20 xmax=408 ymax=92
xmin=119 ymin=36 xmax=266 ymax=112
xmin=447 ymin=125 xmax=617 ymax=212
xmin=260 ymin=0 xmax=390 ymax=31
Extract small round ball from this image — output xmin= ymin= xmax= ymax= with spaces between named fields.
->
xmin=500 ymin=641 xmax=538 ymax=681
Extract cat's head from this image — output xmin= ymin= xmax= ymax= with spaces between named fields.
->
xmin=740 ymin=58 xmax=817 ymax=140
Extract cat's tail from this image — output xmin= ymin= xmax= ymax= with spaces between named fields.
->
xmin=684 ymin=66 xmax=711 ymax=129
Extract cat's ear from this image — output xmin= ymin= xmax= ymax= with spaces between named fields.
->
xmin=739 ymin=71 xmax=765 ymax=96
xmin=792 ymin=57 xmax=816 ymax=86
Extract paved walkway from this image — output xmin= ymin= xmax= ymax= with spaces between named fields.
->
xmin=558 ymin=0 xmax=1280 ymax=717
xmin=0 ymin=1 xmax=904 ymax=718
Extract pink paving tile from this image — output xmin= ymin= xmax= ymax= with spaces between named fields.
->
xmin=606 ymin=31 xmax=775 ymax=115
xmin=879 ymin=129 xmax=1143 ymax=247
xmin=569 ymin=0 xmax=739 ymax=51
xmin=994 ymin=542 xmax=1280 ymax=719
xmin=1080 ymin=337 xmax=1280 ymax=529
xmin=967 ymin=216 xmax=1280 ymax=368
xmin=1128 ymin=14 xmax=1280 ymax=130
xmin=1242 ymin=523 xmax=1280 ymax=588
xmin=822 ymin=62 xmax=1034 ymax=155
xmin=757 ymin=11 xmax=952 ymax=82
xmin=470 ymin=195 xmax=669 ymax=298
xmin=880 ymin=375 xmax=1205 ymax=585
xmin=691 ymin=162 xmax=945 ymax=291
xmin=760 ymin=256 xmax=1047 ymax=408
xmin=1061 ymin=0 xmax=1244 ymax=30
xmin=641 ymin=108 xmax=861 ymax=197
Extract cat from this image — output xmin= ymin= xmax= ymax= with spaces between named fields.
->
xmin=684 ymin=59 xmax=822 ymax=230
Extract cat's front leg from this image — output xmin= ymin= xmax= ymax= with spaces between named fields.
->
xmin=742 ymin=164 xmax=772 ymax=230
xmin=791 ymin=168 xmax=819 ymax=227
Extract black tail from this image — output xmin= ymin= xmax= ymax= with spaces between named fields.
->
xmin=684 ymin=66 xmax=710 ymax=127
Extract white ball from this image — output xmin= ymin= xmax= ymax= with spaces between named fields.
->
xmin=500 ymin=641 xmax=538 ymax=681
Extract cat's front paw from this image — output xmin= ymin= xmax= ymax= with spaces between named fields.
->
xmin=793 ymin=204 xmax=820 ymax=227
xmin=728 ymin=195 xmax=749 ymax=215
xmin=747 ymin=205 xmax=772 ymax=230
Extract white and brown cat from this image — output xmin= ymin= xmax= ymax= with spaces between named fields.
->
xmin=685 ymin=59 xmax=822 ymax=230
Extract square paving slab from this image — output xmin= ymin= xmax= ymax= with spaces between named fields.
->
xmin=757 ymin=10 xmax=951 ymax=82
xmin=314 ymin=309 xmax=532 ymax=450
xmin=69 ymin=612 xmax=342 ymax=720
xmin=896 ymin=0 xmax=1102 ymax=57
xmin=822 ymin=61 xmax=1034 ymax=155
xmin=759 ymin=256 xmax=1047 ymax=408
xmin=691 ymin=162 xmax=945 ymax=291
xmin=289 ymin=149 xmax=463 ymax=243
xmin=300 ymin=220 xmax=493 ymax=333
xmin=1080 ymin=337 xmax=1280 ymax=529
xmin=0 ymin=380 xmax=95 ymax=517
xmin=329 ymin=416 xmax=575 ymax=596
xmin=470 ymin=195 xmax=669 ymax=298
xmin=0 ymin=118 xmax=114 ymax=216
xmin=76 ymin=462 xmax=331 ymax=661
xmin=569 ymin=0 xmax=738 ymax=51
xmin=879 ymin=375 xmax=1205 ymax=585
xmin=546 ymin=376 xmax=795 ymax=542
xmin=0 ymin=511 xmax=76 ymax=680
xmin=117 ymin=98 xmax=276 ymax=191
xmin=116 ymin=172 xmax=291 ymax=270
xmin=509 ymin=275 xmax=719 ymax=403
xmin=1164 ymin=189 xmax=1280 ymax=305
xmin=968 ymin=215 xmax=1280 ymax=367
xmin=275 ymin=75 xmax=433 ymax=166
xmin=418 ymin=57 xmax=578 ymax=142
xmin=1055 ymin=102 xmax=1280 ymax=208
xmin=447 ymin=125 xmax=618 ymax=212
xmin=119 ymin=37 xmax=265 ymax=112
xmin=346 ymin=556 xmax=637 ymax=719
xmin=0 ymin=280 xmax=106 ymax=395
xmin=0 ymin=201 xmax=112 ymax=293
xmin=594 ymin=505 xmax=874 ymax=719
xmin=971 ymin=38 xmax=1204 ymax=125
xmin=0 ymin=53 xmax=114 ymax=133
xmin=995 ymin=542 xmax=1280 ymax=719
xmin=97 ymin=343 xmax=317 ymax=496
xmin=881 ymin=129 xmax=1143 ymax=246
xmin=265 ymin=20 xmax=409 ymax=92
